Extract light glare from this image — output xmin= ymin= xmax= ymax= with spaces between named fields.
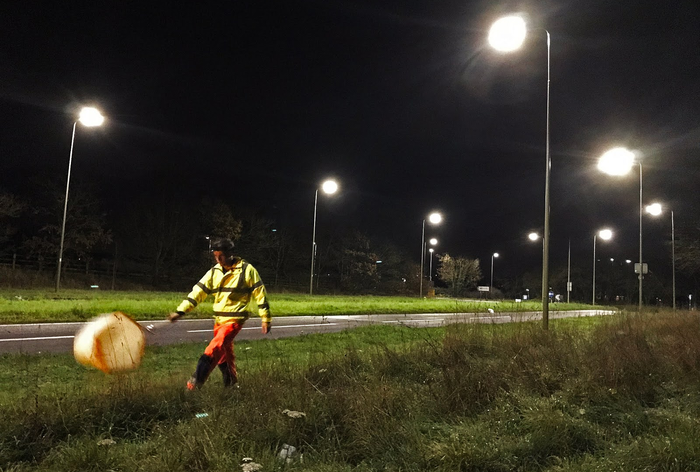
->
xmin=321 ymin=179 xmax=338 ymax=195
xmin=78 ymin=107 xmax=104 ymax=127
xmin=493 ymin=252 xmax=499 ymax=258
xmin=598 ymin=229 xmax=613 ymax=240
xmin=598 ymin=147 xmax=635 ymax=176
xmin=646 ymin=203 xmax=662 ymax=216
xmin=528 ymin=232 xmax=540 ymax=241
xmin=488 ymin=16 xmax=527 ymax=52
xmin=429 ymin=238 xmax=438 ymax=245
xmin=428 ymin=212 xmax=442 ymax=225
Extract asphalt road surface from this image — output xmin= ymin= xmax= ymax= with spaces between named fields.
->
xmin=0 ymin=310 xmax=616 ymax=355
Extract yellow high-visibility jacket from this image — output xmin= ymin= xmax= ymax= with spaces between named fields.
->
xmin=176 ymin=259 xmax=271 ymax=325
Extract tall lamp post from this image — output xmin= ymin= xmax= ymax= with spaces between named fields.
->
xmin=592 ymin=228 xmax=613 ymax=306
xmin=598 ymin=147 xmax=644 ymax=310
xmin=420 ymin=212 xmax=442 ymax=297
xmin=310 ymin=179 xmax=338 ymax=295
xmin=56 ymin=107 xmax=105 ymax=292
xmin=428 ymin=248 xmax=435 ymax=281
xmin=428 ymin=238 xmax=438 ymax=281
xmin=489 ymin=15 xmax=552 ymax=329
xmin=490 ymin=252 xmax=499 ymax=296
xmin=646 ymin=202 xmax=675 ymax=310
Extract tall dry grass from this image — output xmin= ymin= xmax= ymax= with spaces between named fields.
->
xmin=3 ymin=311 xmax=700 ymax=471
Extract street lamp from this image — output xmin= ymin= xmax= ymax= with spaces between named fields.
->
xmin=429 ymin=248 xmax=435 ymax=281
xmin=598 ymin=147 xmax=644 ymax=310
xmin=420 ymin=212 xmax=442 ymax=297
xmin=428 ymin=238 xmax=438 ymax=282
xmin=646 ymin=202 xmax=676 ymax=310
xmin=310 ymin=179 xmax=338 ymax=295
xmin=489 ymin=15 xmax=551 ymax=328
xmin=592 ymin=228 xmax=613 ymax=306
xmin=56 ymin=106 xmax=105 ymax=292
xmin=490 ymin=252 xmax=499 ymax=296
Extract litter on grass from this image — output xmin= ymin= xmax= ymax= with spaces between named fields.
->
xmin=282 ymin=409 xmax=306 ymax=419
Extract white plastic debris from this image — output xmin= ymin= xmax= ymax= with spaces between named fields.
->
xmin=282 ymin=409 xmax=306 ymax=419
xmin=278 ymin=444 xmax=297 ymax=463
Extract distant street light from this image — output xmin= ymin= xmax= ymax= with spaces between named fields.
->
xmin=489 ymin=14 xmax=552 ymax=329
xmin=429 ymin=248 xmax=435 ymax=281
xmin=592 ymin=228 xmax=613 ymax=306
xmin=598 ymin=147 xmax=644 ymax=310
xmin=310 ymin=179 xmax=338 ymax=295
xmin=420 ymin=212 xmax=442 ymax=297
xmin=645 ymin=202 xmax=676 ymax=310
xmin=490 ymin=252 xmax=499 ymax=295
xmin=428 ymin=239 xmax=438 ymax=282
xmin=528 ymin=232 xmax=540 ymax=242
xmin=56 ymin=106 xmax=105 ymax=292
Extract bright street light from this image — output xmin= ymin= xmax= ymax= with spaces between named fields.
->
xmin=592 ymin=228 xmax=613 ymax=306
xmin=489 ymin=15 xmax=552 ymax=328
xmin=645 ymin=202 xmax=676 ymax=310
xmin=597 ymin=147 xmax=644 ymax=310
xmin=528 ymin=232 xmax=540 ymax=241
xmin=429 ymin=238 xmax=438 ymax=246
xmin=78 ymin=107 xmax=105 ymax=127
xmin=645 ymin=202 xmax=662 ymax=216
xmin=56 ymin=106 xmax=105 ymax=292
xmin=420 ymin=212 xmax=442 ymax=297
xmin=310 ymin=179 xmax=339 ymax=295
xmin=488 ymin=15 xmax=527 ymax=52
xmin=490 ymin=252 xmax=500 ymax=296
xmin=598 ymin=147 xmax=635 ymax=176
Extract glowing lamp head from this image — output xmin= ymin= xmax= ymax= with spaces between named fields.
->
xmin=598 ymin=229 xmax=613 ymax=241
xmin=646 ymin=203 xmax=662 ymax=216
xmin=78 ymin=107 xmax=105 ymax=127
xmin=321 ymin=179 xmax=338 ymax=195
xmin=493 ymin=252 xmax=499 ymax=258
xmin=429 ymin=238 xmax=438 ymax=246
xmin=428 ymin=212 xmax=442 ymax=225
xmin=488 ymin=15 xmax=527 ymax=52
xmin=528 ymin=232 xmax=540 ymax=241
xmin=598 ymin=147 xmax=635 ymax=176
xmin=429 ymin=248 xmax=434 ymax=253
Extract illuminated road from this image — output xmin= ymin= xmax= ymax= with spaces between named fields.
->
xmin=0 ymin=310 xmax=616 ymax=354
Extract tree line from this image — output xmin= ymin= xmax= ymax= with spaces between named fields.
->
xmin=0 ymin=185 xmax=484 ymax=295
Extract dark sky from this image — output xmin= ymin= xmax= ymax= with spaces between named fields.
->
xmin=2 ymin=0 xmax=699 ymax=279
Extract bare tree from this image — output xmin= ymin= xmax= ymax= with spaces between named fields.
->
xmin=437 ymin=253 xmax=481 ymax=297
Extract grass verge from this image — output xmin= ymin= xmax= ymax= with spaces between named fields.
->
xmin=0 ymin=289 xmax=601 ymax=323
xmin=3 ymin=311 xmax=700 ymax=470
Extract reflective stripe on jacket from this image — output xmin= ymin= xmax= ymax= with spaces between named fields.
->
xmin=176 ymin=259 xmax=271 ymax=324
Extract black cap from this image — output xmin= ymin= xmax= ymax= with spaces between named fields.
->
xmin=210 ymin=238 xmax=235 ymax=254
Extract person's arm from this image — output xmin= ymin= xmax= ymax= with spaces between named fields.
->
xmin=169 ymin=269 xmax=214 ymax=322
xmin=248 ymin=265 xmax=271 ymax=333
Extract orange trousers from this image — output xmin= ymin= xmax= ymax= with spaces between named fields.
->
xmin=201 ymin=320 xmax=243 ymax=385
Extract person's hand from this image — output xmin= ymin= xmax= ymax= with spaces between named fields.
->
xmin=261 ymin=322 xmax=271 ymax=334
xmin=168 ymin=311 xmax=184 ymax=322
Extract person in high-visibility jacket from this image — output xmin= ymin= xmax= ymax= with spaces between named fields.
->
xmin=168 ymin=237 xmax=271 ymax=390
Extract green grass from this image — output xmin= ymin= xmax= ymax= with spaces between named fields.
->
xmin=0 ymin=289 xmax=601 ymax=323
xmin=3 ymin=312 xmax=700 ymax=471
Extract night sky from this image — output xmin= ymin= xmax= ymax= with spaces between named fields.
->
xmin=2 ymin=0 xmax=699 ymax=280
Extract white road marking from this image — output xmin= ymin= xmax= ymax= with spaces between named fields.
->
xmin=0 ymin=335 xmax=75 ymax=342
xmin=187 ymin=322 xmax=338 ymax=333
